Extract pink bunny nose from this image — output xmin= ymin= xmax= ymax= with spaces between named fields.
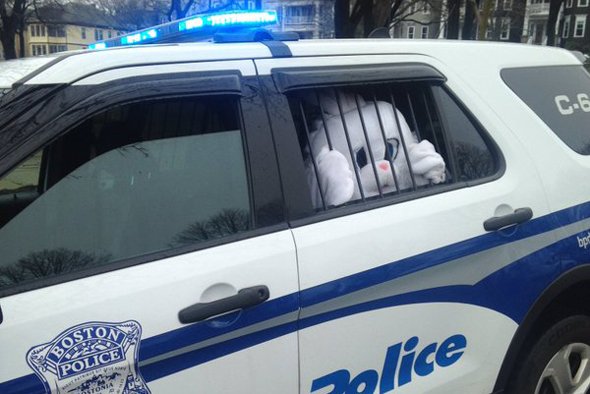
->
xmin=379 ymin=162 xmax=389 ymax=171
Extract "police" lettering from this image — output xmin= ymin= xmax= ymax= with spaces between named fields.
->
xmin=310 ymin=334 xmax=467 ymax=394
xmin=58 ymin=349 xmax=124 ymax=378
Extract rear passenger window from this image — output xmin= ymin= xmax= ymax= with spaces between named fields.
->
xmin=502 ymin=65 xmax=590 ymax=155
xmin=287 ymin=81 xmax=499 ymax=210
xmin=0 ymin=96 xmax=252 ymax=291
xmin=432 ymin=86 xmax=497 ymax=181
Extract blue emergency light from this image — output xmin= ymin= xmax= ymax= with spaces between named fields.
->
xmin=88 ymin=10 xmax=278 ymax=50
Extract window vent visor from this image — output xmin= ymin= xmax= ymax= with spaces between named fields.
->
xmin=273 ymin=63 xmax=446 ymax=93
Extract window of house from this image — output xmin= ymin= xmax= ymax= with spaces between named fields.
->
xmin=108 ymin=30 xmax=112 ymax=39
xmin=47 ymin=25 xmax=66 ymax=38
xmin=81 ymin=27 xmax=87 ymax=39
xmin=30 ymin=25 xmax=46 ymax=37
xmin=422 ymin=1 xmax=430 ymax=13
xmin=95 ymin=29 xmax=104 ymax=41
xmin=578 ymin=0 xmax=588 ymax=7
xmin=503 ymin=0 xmax=512 ymax=10
xmin=286 ymin=81 xmax=498 ymax=211
xmin=0 ymin=95 xmax=251 ymax=290
xmin=564 ymin=17 xmax=571 ymax=37
xmin=567 ymin=0 xmax=574 ymax=6
xmin=575 ymin=15 xmax=587 ymax=36
xmin=31 ymin=44 xmax=47 ymax=56
xmin=501 ymin=18 xmax=511 ymax=39
xmin=48 ymin=45 xmax=68 ymax=54
xmin=421 ymin=26 xmax=429 ymax=38
xmin=285 ymin=5 xmax=314 ymax=24
xmin=408 ymin=26 xmax=416 ymax=38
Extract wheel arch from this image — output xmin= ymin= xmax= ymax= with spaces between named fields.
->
xmin=493 ymin=264 xmax=590 ymax=393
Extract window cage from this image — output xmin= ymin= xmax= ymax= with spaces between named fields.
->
xmin=289 ymin=83 xmax=452 ymax=211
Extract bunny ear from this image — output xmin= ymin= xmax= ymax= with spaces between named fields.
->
xmin=317 ymin=89 xmax=340 ymax=115
xmin=316 ymin=90 xmax=367 ymax=116
xmin=336 ymin=91 xmax=367 ymax=114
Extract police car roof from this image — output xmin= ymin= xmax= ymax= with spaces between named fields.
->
xmin=0 ymin=55 xmax=63 ymax=88
xmin=21 ymin=39 xmax=582 ymax=87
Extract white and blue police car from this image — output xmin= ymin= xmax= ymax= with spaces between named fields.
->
xmin=0 ymin=9 xmax=589 ymax=394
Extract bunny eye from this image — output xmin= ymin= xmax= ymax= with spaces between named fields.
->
xmin=355 ymin=147 xmax=367 ymax=168
xmin=386 ymin=139 xmax=399 ymax=161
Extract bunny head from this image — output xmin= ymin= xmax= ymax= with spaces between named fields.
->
xmin=307 ymin=91 xmax=418 ymax=204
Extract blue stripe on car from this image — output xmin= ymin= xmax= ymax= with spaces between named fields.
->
xmin=2 ymin=201 xmax=589 ymax=392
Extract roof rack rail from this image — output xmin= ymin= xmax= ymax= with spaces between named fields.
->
xmin=213 ymin=28 xmax=299 ymax=43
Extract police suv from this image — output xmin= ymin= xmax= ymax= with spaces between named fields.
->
xmin=1 ymin=9 xmax=590 ymax=394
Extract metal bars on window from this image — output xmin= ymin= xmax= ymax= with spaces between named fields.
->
xmin=291 ymin=83 xmax=446 ymax=211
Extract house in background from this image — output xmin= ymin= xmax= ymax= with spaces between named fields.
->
xmin=391 ymin=1 xmax=444 ymax=39
xmin=264 ymin=0 xmax=335 ymax=39
xmin=23 ymin=2 xmax=126 ymax=57
xmin=522 ymin=0 xmax=552 ymax=45
xmin=560 ymin=0 xmax=590 ymax=51
xmin=169 ymin=0 xmax=334 ymax=39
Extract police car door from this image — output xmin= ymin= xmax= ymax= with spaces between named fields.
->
xmin=256 ymin=55 xmax=550 ymax=393
xmin=0 ymin=60 xmax=299 ymax=393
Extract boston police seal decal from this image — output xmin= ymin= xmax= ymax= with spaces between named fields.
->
xmin=26 ymin=320 xmax=151 ymax=394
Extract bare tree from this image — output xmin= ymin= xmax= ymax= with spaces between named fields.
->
xmin=168 ymin=0 xmax=196 ymax=20
xmin=173 ymin=208 xmax=250 ymax=245
xmin=462 ymin=0 xmax=481 ymax=39
xmin=389 ymin=0 xmax=446 ymax=38
xmin=478 ymin=0 xmax=495 ymax=39
xmin=546 ymin=0 xmax=564 ymax=46
xmin=0 ymin=248 xmax=111 ymax=287
xmin=508 ymin=0 xmax=526 ymax=42
xmin=335 ymin=0 xmax=386 ymax=38
xmin=0 ymin=0 xmax=67 ymax=59
xmin=446 ymin=0 xmax=460 ymax=38
xmin=0 ymin=0 xmax=29 ymax=59
xmin=90 ymin=0 xmax=168 ymax=30
xmin=335 ymin=0 xmax=444 ymax=38
xmin=167 ymin=0 xmax=250 ymax=20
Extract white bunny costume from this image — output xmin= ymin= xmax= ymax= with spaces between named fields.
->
xmin=306 ymin=90 xmax=446 ymax=208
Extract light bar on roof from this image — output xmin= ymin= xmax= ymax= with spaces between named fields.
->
xmin=88 ymin=42 xmax=107 ymax=50
xmin=179 ymin=10 xmax=278 ymax=32
xmin=88 ymin=9 xmax=278 ymax=50
xmin=121 ymin=29 xmax=158 ymax=45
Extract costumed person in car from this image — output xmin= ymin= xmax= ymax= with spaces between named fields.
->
xmin=305 ymin=90 xmax=446 ymax=208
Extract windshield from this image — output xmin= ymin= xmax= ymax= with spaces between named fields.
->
xmin=0 ymin=56 xmax=60 ymax=90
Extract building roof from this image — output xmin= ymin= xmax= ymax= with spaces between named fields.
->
xmin=30 ymin=3 xmax=126 ymax=30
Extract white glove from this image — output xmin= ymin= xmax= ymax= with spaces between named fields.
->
xmin=407 ymin=140 xmax=446 ymax=184
xmin=315 ymin=147 xmax=355 ymax=206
